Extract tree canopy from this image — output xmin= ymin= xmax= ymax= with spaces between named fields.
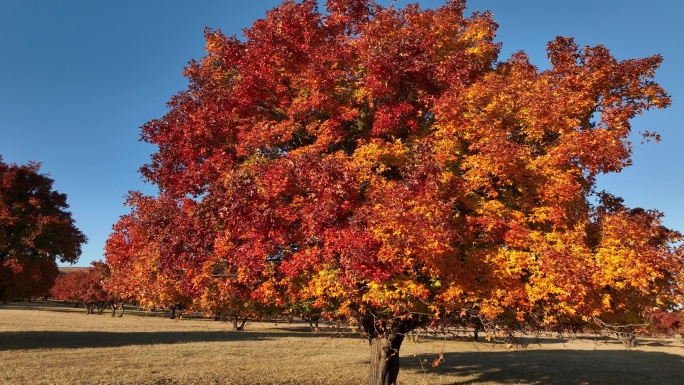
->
xmin=1 ymin=156 xmax=87 ymax=301
xmin=51 ymin=261 xmax=118 ymax=315
xmin=106 ymin=1 xmax=683 ymax=383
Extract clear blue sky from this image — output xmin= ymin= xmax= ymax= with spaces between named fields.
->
xmin=1 ymin=1 xmax=682 ymax=267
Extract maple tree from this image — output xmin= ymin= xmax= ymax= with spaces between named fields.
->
xmin=647 ymin=308 xmax=684 ymax=339
xmin=50 ymin=269 xmax=84 ymax=304
xmin=0 ymin=156 xmax=86 ymax=301
xmin=2 ymin=256 xmax=59 ymax=301
xmin=105 ymin=192 xmax=208 ymax=318
xmin=50 ymin=262 xmax=116 ymax=314
xmin=107 ymin=1 xmax=683 ymax=383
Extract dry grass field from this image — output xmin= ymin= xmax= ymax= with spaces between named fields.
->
xmin=1 ymin=301 xmax=683 ymax=385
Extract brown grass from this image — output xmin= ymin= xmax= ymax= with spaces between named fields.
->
xmin=1 ymin=301 xmax=683 ymax=385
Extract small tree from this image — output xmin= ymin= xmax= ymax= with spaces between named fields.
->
xmin=105 ymin=193 xmax=202 ymax=317
xmin=51 ymin=270 xmax=83 ymax=304
xmin=0 ymin=156 xmax=86 ymax=301
xmin=645 ymin=307 xmax=684 ymax=340
xmin=50 ymin=262 xmax=112 ymax=314
xmin=110 ymin=1 xmax=682 ymax=383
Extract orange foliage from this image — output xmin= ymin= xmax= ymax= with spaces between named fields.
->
xmin=107 ymin=0 xmax=682 ymax=337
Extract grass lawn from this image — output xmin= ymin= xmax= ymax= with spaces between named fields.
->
xmin=1 ymin=301 xmax=683 ymax=384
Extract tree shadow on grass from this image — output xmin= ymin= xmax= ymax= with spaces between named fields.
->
xmin=0 ymin=331 xmax=265 ymax=350
xmin=0 ymin=328 xmax=332 ymax=350
xmin=403 ymin=347 xmax=684 ymax=385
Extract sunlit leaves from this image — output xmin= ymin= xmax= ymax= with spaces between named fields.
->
xmin=110 ymin=0 xmax=681 ymax=336
xmin=51 ymin=261 xmax=111 ymax=305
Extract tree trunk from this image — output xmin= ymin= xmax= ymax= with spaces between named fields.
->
xmin=303 ymin=314 xmax=321 ymax=331
xmin=368 ymin=334 xmax=404 ymax=385
xmin=111 ymin=301 xmax=124 ymax=317
xmin=360 ymin=314 xmax=420 ymax=385
xmin=232 ymin=316 xmax=248 ymax=331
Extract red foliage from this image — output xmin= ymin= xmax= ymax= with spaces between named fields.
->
xmin=0 ymin=155 xmax=86 ymax=300
xmin=106 ymin=1 xmax=681 ymax=382
xmin=50 ymin=261 xmax=111 ymax=307
xmin=109 ymin=0 xmax=683 ymax=329
xmin=647 ymin=309 xmax=684 ymax=338
xmin=1 ymin=258 xmax=58 ymax=300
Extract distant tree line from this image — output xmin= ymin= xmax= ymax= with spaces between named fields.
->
xmin=49 ymin=261 xmax=125 ymax=316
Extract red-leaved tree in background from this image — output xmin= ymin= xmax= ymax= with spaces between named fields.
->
xmin=1 ymin=155 xmax=86 ymax=301
xmin=50 ymin=261 xmax=118 ymax=315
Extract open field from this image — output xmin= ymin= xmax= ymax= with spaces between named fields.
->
xmin=1 ymin=301 xmax=683 ymax=384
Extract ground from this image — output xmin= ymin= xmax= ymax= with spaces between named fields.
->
xmin=1 ymin=301 xmax=683 ymax=384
